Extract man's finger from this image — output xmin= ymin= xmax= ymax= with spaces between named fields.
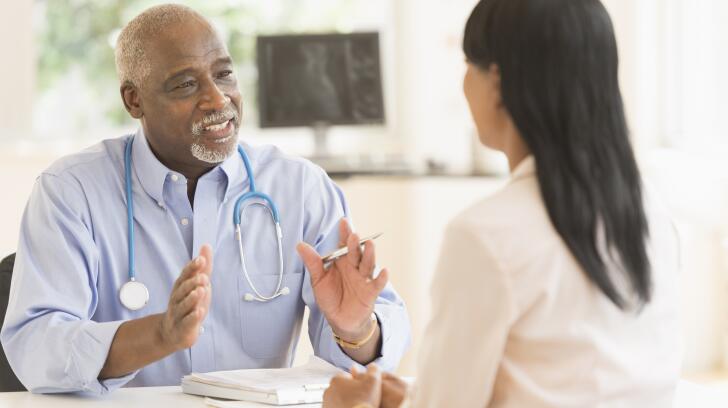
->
xmin=171 ymin=273 xmax=208 ymax=305
xmin=372 ymin=268 xmax=389 ymax=294
xmin=359 ymin=240 xmax=376 ymax=279
xmin=198 ymin=244 xmax=214 ymax=277
xmin=202 ymin=280 xmax=212 ymax=306
xmin=338 ymin=218 xmax=353 ymax=247
xmin=174 ymin=286 xmax=205 ymax=322
xmin=179 ymin=306 xmax=203 ymax=332
xmin=345 ymin=232 xmax=363 ymax=267
xmin=296 ymin=242 xmax=326 ymax=284
xmin=172 ymin=256 xmax=205 ymax=293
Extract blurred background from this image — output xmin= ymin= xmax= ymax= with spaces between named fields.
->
xmin=1 ymin=0 xmax=727 ymax=389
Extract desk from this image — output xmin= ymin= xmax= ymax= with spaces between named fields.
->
xmin=0 ymin=386 xmax=321 ymax=408
xmin=0 ymin=381 xmax=726 ymax=407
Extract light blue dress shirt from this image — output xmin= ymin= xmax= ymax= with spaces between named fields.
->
xmin=1 ymin=130 xmax=410 ymax=395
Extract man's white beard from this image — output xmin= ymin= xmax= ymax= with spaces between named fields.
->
xmin=190 ymin=106 xmax=240 ymax=164
xmin=190 ymin=138 xmax=237 ymax=164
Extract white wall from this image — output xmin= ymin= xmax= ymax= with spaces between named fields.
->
xmin=392 ymin=0 xmax=477 ymax=174
xmin=0 ymin=154 xmax=56 ymax=256
xmin=0 ymin=0 xmax=34 ymax=141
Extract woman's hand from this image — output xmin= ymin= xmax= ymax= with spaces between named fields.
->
xmin=380 ymin=371 xmax=409 ymax=408
xmin=323 ymin=364 xmax=382 ymax=408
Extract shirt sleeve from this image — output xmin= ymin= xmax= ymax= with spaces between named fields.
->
xmin=299 ymin=165 xmax=411 ymax=372
xmin=410 ymin=220 xmax=515 ymax=408
xmin=0 ymin=173 xmax=137 ymax=394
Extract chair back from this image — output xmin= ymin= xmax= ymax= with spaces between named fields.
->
xmin=0 ymin=254 xmax=26 ymax=392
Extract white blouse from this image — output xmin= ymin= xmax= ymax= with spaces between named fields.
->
xmin=409 ymin=156 xmax=681 ymax=407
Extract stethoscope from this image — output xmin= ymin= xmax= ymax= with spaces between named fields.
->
xmin=119 ymin=136 xmax=290 ymax=311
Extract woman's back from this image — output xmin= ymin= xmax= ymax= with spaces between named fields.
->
xmin=412 ymin=157 xmax=681 ymax=407
xmin=319 ymin=1 xmax=684 ymax=406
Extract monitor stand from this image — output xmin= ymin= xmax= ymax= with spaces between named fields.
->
xmin=307 ymin=122 xmax=412 ymax=177
xmin=308 ymin=121 xmax=356 ymax=174
xmin=312 ymin=121 xmax=331 ymax=158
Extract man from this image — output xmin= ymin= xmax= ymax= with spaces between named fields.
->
xmin=0 ymin=4 xmax=410 ymax=394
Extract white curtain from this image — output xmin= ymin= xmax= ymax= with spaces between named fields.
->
xmin=613 ymin=0 xmax=728 ymax=373
xmin=614 ymin=0 xmax=728 ymax=155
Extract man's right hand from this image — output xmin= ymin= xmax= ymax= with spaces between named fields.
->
xmin=99 ymin=244 xmax=215 ymax=380
xmin=159 ymin=244 xmax=213 ymax=351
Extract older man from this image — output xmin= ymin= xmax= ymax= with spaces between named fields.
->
xmin=1 ymin=4 xmax=409 ymax=394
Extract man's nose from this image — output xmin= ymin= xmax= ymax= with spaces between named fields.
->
xmin=199 ymin=81 xmax=229 ymax=111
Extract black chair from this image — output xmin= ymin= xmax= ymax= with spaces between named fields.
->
xmin=0 ymin=253 xmax=26 ymax=392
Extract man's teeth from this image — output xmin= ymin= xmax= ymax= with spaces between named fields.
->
xmin=204 ymin=120 xmax=229 ymax=131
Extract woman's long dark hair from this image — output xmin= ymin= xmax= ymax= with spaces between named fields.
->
xmin=463 ymin=0 xmax=651 ymax=309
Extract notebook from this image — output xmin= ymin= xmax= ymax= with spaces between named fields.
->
xmin=181 ymin=356 xmax=344 ymax=405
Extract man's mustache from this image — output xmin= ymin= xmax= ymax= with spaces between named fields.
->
xmin=191 ymin=107 xmax=239 ymax=136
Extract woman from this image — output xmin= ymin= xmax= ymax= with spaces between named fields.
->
xmin=322 ymin=0 xmax=681 ymax=406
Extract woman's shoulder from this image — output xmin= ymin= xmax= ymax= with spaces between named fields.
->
xmin=444 ymin=174 xmax=573 ymax=283
xmin=452 ymin=176 xmax=553 ymax=237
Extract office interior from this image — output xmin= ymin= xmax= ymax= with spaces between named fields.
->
xmin=0 ymin=0 xmax=727 ymax=396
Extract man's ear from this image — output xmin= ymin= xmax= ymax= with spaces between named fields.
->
xmin=120 ymin=82 xmax=143 ymax=119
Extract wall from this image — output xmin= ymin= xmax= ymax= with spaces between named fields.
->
xmin=0 ymin=1 xmax=34 ymax=142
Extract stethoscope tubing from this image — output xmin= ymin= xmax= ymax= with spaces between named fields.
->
xmin=122 ymin=136 xmax=287 ymax=309
xmin=124 ymin=139 xmax=137 ymax=282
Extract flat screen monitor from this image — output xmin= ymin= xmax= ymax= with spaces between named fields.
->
xmin=256 ymin=32 xmax=385 ymax=128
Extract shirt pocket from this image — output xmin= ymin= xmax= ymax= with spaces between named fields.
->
xmin=239 ymin=271 xmax=305 ymax=359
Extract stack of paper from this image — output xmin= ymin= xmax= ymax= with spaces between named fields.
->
xmin=181 ymin=357 xmax=344 ymax=406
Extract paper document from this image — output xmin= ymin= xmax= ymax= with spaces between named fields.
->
xmin=182 ymin=356 xmax=344 ymax=405
xmin=204 ymin=397 xmax=321 ymax=408
xmin=187 ymin=356 xmax=341 ymax=392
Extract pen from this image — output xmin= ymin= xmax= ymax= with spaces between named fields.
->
xmin=321 ymin=232 xmax=383 ymax=265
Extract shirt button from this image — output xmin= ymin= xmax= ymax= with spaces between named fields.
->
xmin=181 ymin=218 xmax=189 ymax=226
xmin=171 ymin=174 xmax=179 ymax=182
xmin=199 ymin=326 xmax=205 ymax=334
xmin=157 ymin=201 xmax=164 ymax=208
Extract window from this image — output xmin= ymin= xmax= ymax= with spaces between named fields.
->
xmin=31 ymin=0 xmax=391 ymax=141
xmin=623 ymin=0 xmax=728 ymax=156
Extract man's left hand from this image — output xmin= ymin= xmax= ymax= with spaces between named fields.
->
xmin=296 ymin=218 xmax=389 ymax=342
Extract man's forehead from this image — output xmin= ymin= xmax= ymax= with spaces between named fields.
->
xmin=161 ymin=47 xmax=231 ymax=74
xmin=147 ymin=21 xmax=230 ymax=74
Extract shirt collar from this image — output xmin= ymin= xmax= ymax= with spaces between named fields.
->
xmin=218 ymin=142 xmax=246 ymax=201
xmin=131 ymin=128 xmax=171 ymax=206
xmin=131 ymin=128 xmax=247 ymax=205
xmin=510 ymin=155 xmax=536 ymax=181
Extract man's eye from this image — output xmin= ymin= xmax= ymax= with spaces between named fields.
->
xmin=177 ymin=81 xmax=195 ymax=89
xmin=218 ymin=70 xmax=233 ymax=78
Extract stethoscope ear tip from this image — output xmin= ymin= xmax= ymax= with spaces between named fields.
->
xmin=280 ymin=286 xmax=290 ymax=295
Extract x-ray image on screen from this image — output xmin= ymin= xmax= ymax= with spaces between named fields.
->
xmin=257 ymin=32 xmax=385 ymax=127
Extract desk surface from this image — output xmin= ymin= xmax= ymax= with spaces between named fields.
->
xmin=0 ymin=382 xmax=726 ymax=408
xmin=0 ymin=386 xmax=321 ymax=408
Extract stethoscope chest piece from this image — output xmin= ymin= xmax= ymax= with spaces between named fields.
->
xmin=119 ymin=280 xmax=149 ymax=311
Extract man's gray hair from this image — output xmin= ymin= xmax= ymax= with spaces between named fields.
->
xmin=114 ymin=4 xmax=206 ymax=87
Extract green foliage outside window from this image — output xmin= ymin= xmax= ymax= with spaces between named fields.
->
xmin=34 ymin=0 xmax=368 ymax=138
